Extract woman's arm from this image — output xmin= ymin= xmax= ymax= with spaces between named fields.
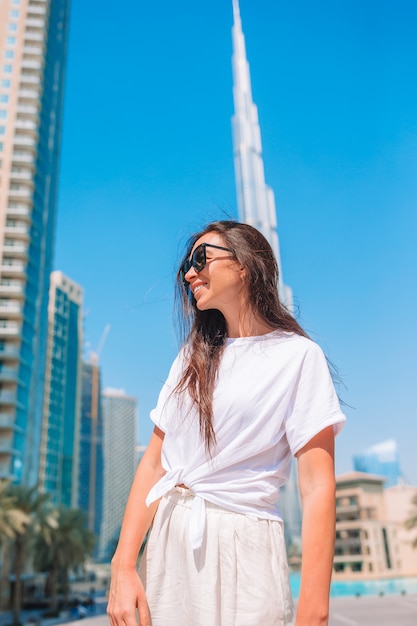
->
xmin=295 ymin=425 xmax=336 ymax=626
xmin=107 ymin=426 xmax=165 ymax=626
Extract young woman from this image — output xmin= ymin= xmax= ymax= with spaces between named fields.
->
xmin=107 ymin=221 xmax=345 ymax=626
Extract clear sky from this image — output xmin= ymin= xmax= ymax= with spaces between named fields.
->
xmin=55 ymin=0 xmax=417 ymax=483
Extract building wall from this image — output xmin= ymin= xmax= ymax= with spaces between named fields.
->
xmin=384 ymin=484 xmax=417 ymax=576
xmin=334 ymin=472 xmax=417 ymax=579
xmin=0 ymin=0 xmax=71 ymax=485
xmin=39 ymin=270 xmax=82 ymax=507
xmin=99 ymin=389 xmax=137 ymax=562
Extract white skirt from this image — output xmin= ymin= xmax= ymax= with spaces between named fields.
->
xmin=139 ymin=487 xmax=295 ymax=626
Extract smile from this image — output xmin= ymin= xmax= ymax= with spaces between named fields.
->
xmin=193 ymin=285 xmax=205 ymax=295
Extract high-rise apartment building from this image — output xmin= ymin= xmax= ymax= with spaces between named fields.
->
xmin=0 ymin=0 xmax=71 ymax=485
xmin=39 ymin=271 xmax=82 ymax=507
xmin=353 ymin=439 xmax=403 ymax=488
xmin=99 ymin=388 xmax=137 ymax=562
xmin=78 ymin=359 xmax=104 ymax=550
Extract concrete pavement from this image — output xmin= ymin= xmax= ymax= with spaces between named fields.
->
xmin=71 ymin=594 xmax=417 ymax=625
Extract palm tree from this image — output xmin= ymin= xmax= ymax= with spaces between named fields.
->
xmin=405 ymin=493 xmax=417 ymax=548
xmin=6 ymin=484 xmax=56 ymax=625
xmin=0 ymin=480 xmax=29 ymax=611
xmin=33 ymin=507 xmax=95 ymax=613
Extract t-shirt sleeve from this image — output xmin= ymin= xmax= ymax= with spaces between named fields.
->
xmin=285 ymin=341 xmax=346 ymax=456
xmin=150 ymin=350 xmax=184 ymax=433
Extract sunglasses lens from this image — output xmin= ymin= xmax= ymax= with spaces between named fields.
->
xmin=193 ymin=245 xmax=206 ymax=272
xmin=182 ymin=259 xmax=191 ymax=276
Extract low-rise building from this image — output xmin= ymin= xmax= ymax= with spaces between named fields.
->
xmin=334 ymin=472 xmax=417 ymax=578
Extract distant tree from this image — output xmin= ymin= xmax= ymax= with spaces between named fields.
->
xmin=33 ymin=507 xmax=95 ymax=613
xmin=7 ymin=484 xmax=56 ymax=625
xmin=0 ymin=480 xmax=29 ymax=610
xmin=405 ymin=493 xmax=417 ymax=548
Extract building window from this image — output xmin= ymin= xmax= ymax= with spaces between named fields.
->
xmin=0 ymin=127 xmax=5 ymax=135
xmin=0 ymin=143 xmax=3 ymax=151
xmin=10 ymin=10 xmax=19 ymax=18
xmin=5 ymin=51 xmax=14 ymax=59
xmin=0 ymin=111 xmax=6 ymax=119
xmin=1 ymin=80 xmax=11 ymax=88
xmin=6 ymin=37 xmax=16 ymax=45
xmin=3 ymin=65 xmax=13 ymax=73
xmin=0 ymin=96 xmax=9 ymax=103
xmin=8 ymin=24 xmax=18 ymax=32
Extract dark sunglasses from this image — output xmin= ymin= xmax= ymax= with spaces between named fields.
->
xmin=181 ymin=243 xmax=235 ymax=277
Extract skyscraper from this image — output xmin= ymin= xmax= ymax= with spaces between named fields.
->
xmin=39 ymin=271 xmax=82 ymax=507
xmin=99 ymin=388 xmax=137 ymax=562
xmin=353 ymin=440 xmax=403 ymax=488
xmin=231 ymin=0 xmax=292 ymax=306
xmin=0 ymin=0 xmax=71 ymax=485
xmin=230 ymin=0 xmax=301 ymax=544
xmin=78 ymin=359 xmax=104 ymax=549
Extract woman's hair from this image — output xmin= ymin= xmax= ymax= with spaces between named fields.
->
xmin=174 ymin=220 xmax=309 ymax=452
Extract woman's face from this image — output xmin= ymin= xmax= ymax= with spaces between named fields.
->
xmin=183 ymin=231 xmax=246 ymax=315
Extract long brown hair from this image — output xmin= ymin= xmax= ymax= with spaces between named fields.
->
xmin=175 ymin=220 xmax=308 ymax=452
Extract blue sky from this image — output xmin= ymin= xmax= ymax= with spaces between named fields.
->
xmin=55 ymin=0 xmax=417 ymax=483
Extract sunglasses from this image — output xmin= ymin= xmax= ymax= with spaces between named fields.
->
xmin=181 ymin=243 xmax=235 ymax=277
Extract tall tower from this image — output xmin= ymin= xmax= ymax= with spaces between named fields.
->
xmin=231 ymin=1 xmax=301 ymax=545
xmin=39 ymin=271 xmax=83 ymax=507
xmin=0 ymin=0 xmax=71 ymax=485
xmin=231 ymin=0 xmax=292 ymax=306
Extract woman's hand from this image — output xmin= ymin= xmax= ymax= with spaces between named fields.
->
xmin=107 ymin=564 xmax=151 ymax=626
xmin=106 ymin=427 xmax=165 ymax=626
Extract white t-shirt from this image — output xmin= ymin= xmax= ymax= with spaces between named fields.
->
xmin=146 ymin=330 xmax=345 ymax=549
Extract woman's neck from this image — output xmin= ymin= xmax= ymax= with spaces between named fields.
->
xmin=226 ymin=314 xmax=275 ymax=339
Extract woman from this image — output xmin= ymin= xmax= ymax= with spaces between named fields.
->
xmin=107 ymin=221 xmax=345 ymax=626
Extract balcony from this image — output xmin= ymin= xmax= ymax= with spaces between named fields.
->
xmin=0 ymin=302 xmax=23 ymax=316
xmin=11 ymin=153 xmax=35 ymax=165
xmin=2 ymin=242 xmax=28 ymax=256
xmin=0 ymin=368 xmax=20 ymax=384
xmin=22 ymin=46 xmax=43 ymax=58
xmin=0 ymin=322 xmax=20 ymax=336
xmin=25 ymin=18 xmax=46 ymax=29
xmin=27 ymin=5 xmax=48 ymax=17
xmin=0 ymin=263 xmax=26 ymax=278
xmin=7 ymin=189 xmax=33 ymax=201
xmin=0 ymin=414 xmax=16 ymax=430
xmin=20 ymin=77 xmax=43 ymax=92
xmin=6 ymin=205 xmax=32 ymax=219
xmin=0 ymin=282 xmax=25 ymax=295
xmin=15 ymin=119 xmax=39 ymax=136
xmin=9 ymin=170 xmax=33 ymax=182
xmin=20 ymin=59 xmax=43 ymax=71
xmin=0 ymin=345 xmax=21 ymax=360
xmin=3 ymin=225 xmax=30 ymax=239
xmin=0 ymin=391 xmax=19 ymax=406
xmin=13 ymin=140 xmax=38 ymax=154
xmin=18 ymin=89 xmax=40 ymax=102
xmin=24 ymin=31 xmax=45 ymax=44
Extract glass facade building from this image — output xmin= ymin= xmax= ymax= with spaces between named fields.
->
xmin=39 ymin=271 xmax=82 ymax=507
xmin=353 ymin=440 xmax=403 ymax=488
xmin=78 ymin=360 xmax=104 ymax=551
xmin=0 ymin=0 xmax=71 ymax=485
